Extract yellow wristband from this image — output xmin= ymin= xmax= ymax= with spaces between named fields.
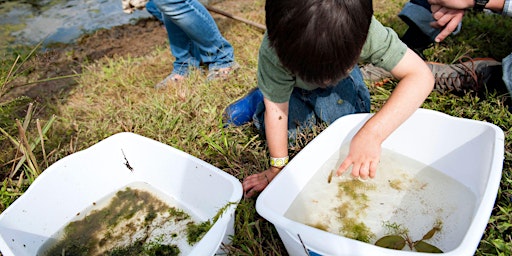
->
xmin=270 ymin=156 xmax=289 ymax=168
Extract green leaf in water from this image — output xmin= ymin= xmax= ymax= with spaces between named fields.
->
xmin=414 ymin=240 xmax=443 ymax=253
xmin=422 ymin=222 xmax=442 ymax=241
xmin=422 ymin=226 xmax=439 ymax=240
xmin=374 ymin=235 xmax=406 ymax=250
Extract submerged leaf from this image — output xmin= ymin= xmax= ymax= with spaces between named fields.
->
xmin=375 ymin=235 xmax=406 ymax=250
xmin=414 ymin=240 xmax=443 ymax=253
xmin=422 ymin=225 xmax=441 ymax=240
xmin=422 ymin=227 xmax=437 ymax=240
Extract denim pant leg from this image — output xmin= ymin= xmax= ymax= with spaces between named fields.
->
xmin=152 ymin=0 xmax=200 ymax=75
xmin=253 ymin=67 xmax=371 ymax=145
xmin=311 ymin=66 xmax=371 ymax=124
xmin=164 ymin=18 xmax=201 ymax=76
xmin=146 ymin=0 xmax=164 ymax=22
xmin=153 ymin=0 xmax=235 ymax=73
xmin=503 ymin=53 xmax=512 ymax=95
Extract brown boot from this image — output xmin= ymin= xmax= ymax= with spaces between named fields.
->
xmin=428 ymin=58 xmax=502 ymax=92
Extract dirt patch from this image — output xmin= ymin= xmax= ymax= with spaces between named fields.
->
xmin=1 ymin=17 xmax=168 ymax=104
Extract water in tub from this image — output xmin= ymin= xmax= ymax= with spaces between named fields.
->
xmin=284 ymin=147 xmax=476 ymax=252
xmin=38 ymin=182 xmax=210 ymax=256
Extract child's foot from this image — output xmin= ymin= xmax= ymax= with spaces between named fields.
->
xmin=155 ymin=73 xmax=186 ymax=89
xmin=206 ymin=62 xmax=240 ymax=82
xmin=223 ymin=87 xmax=263 ymax=126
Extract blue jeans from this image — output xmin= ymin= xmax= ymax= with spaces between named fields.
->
xmin=253 ymin=66 xmax=371 ymax=145
xmin=146 ymin=0 xmax=164 ymax=22
xmin=151 ymin=0 xmax=235 ymax=76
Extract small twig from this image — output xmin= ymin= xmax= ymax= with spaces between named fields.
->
xmin=297 ymin=234 xmax=311 ymax=256
xmin=206 ymin=6 xmax=266 ymax=31
xmin=405 ymin=234 xmax=414 ymax=250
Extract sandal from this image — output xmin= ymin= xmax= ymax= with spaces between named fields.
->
xmin=154 ymin=73 xmax=186 ymax=89
xmin=206 ymin=62 xmax=240 ymax=82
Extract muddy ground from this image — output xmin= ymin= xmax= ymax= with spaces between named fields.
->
xmin=1 ymin=17 xmax=169 ymax=104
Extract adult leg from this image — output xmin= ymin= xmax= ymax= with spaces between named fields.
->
xmin=153 ymin=0 xmax=235 ymax=72
xmin=146 ymin=0 xmax=164 ymax=22
xmin=153 ymin=0 xmax=204 ymax=76
xmin=398 ymin=0 xmax=452 ymax=59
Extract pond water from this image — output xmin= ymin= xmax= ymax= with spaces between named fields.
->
xmin=38 ymin=182 xmax=207 ymax=256
xmin=0 ymin=0 xmax=152 ymax=49
xmin=285 ymin=148 xmax=476 ymax=252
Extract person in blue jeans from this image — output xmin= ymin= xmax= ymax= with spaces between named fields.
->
xmin=145 ymin=0 xmax=238 ymax=88
xmin=365 ymin=0 xmax=509 ymax=93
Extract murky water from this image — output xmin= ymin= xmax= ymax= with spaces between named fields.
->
xmin=0 ymin=0 xmax=152 ymax=48
xmin=38 ymin=182 xmax=207 ymax=256
xmin=285 ymin=148 xmax=476 ymax=252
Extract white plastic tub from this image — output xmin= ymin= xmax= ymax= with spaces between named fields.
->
xmin=256 ymin=108 xmax=504 ymax=256
xmin=0 ymin=132 xmax=243 ymax=256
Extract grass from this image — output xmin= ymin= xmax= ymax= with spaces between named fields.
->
xmin=0 ymin=0 xmax=511 ymax=255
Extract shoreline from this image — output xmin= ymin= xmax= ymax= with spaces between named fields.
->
xmin=1 ymin=17 xmax=168 ymax=104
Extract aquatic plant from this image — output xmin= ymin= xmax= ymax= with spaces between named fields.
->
xmin=375 ymin=221 xmax=443 ymax=253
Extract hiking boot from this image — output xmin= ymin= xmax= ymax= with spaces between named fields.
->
xmin=361 ymin=58 xmax=503 ymax=92
xmin=223 ymin=87 xmax=263 ymax=126
xmin=428 ymin=58 xmax=502 ymax=92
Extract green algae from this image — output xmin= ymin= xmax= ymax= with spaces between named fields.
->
xmin=41 ymin=186 xmax=212 ymax=256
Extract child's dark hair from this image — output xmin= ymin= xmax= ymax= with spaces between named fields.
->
xmin=266 ymin=0 xmax=373 ymax=86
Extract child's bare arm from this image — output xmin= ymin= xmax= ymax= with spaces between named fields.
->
xmin=242 ymin=98 xmax=289 ymax=198
xmin=336 ymin=48 xmax=434 ymax=179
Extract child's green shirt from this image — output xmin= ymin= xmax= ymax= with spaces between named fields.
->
xmin=257 ymin=16 xmax=407 ymax=103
